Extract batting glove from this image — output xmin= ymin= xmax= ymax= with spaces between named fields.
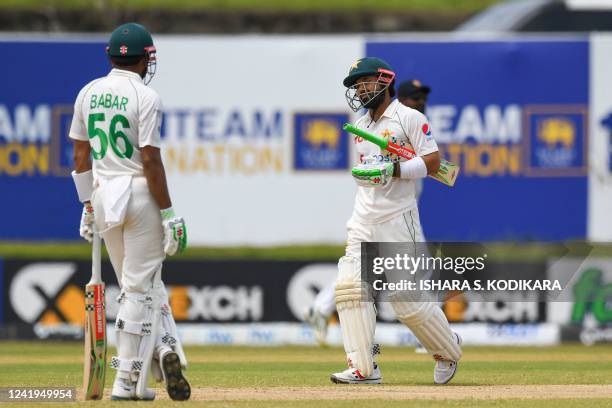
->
xmin=161 ymin=207 xmax=187 ymax=256
xmin=79 ymin=202 xmax=95 ymax=243
xmin=352 ymin=161 xmax=394 ymax=188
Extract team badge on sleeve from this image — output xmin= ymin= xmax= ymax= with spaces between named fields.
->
xmin=422 ymin=123 xmax=433 ymax=140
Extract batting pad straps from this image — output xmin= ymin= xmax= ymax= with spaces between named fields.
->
xmin=110 ymin=356 xmax=144 ymax=373
xmin=115 ymin=318 xmax=153 ymax=336
xmin=399 ymin=156 xmax=427 ymax=179
xmin=117 ymin=290 xmax=153 ymax=305
xmin=71 ymin=170 xmax=94 ymax=202
xmin=161 ymin=332 xmax=177 ymax=347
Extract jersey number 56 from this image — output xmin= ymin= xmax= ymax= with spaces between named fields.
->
xmin=88 ymin=113 xmax=134 ymax=160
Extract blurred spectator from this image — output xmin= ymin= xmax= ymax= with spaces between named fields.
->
xmin=397 ymin=79 xmax=431 ymax=114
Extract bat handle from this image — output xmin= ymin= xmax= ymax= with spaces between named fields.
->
xmin=343 ymin=123 xmax=389 ymax=150
xmin=91 ymin=224 xmax=102 ymax=284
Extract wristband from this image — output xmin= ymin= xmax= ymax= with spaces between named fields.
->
xmin=71 ymin=170 xmax=94 ymax=202
xmin=160 ymin=207 xmax=176 ymax=220
xmin=399 ymin=156 xmax=427 ymax=179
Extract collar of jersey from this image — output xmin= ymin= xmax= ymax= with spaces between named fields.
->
xmin=109 ymin=68 xmax=144 ymax=83
xmin=367 ymin=98 xmax=400 ymax=122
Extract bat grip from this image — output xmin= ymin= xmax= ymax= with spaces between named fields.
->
xmin=343 ymin=123 xmax=388 ymax=149
xmin=91 ymin=225 xmax=102 ymax=284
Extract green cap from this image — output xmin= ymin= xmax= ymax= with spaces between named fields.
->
xmin=107 ymin=22 xmax=154 ymax=57
xmin=343 ymin=57 xmax=394 ymax=87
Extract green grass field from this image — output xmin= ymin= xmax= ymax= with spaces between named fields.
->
xmin=0 ymin=342 xmax=611 ymax=407
xmin=0 ymin=241 xmax=609 ymax=261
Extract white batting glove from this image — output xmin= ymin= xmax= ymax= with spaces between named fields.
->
xmin=352 ymin=160 xmax=394 ymax=188
xmin=79 ymin=202 xmax=95 ymax=243
xmin=161 ymin=207 xmax=187 ymax=256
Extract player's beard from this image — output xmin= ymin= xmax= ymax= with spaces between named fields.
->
xmin=363 ymin=89 xmax=386 ymax=111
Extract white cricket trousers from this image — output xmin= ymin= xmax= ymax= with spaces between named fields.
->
xmin=314 ymin=210 xmax=425 ymax=318
xmin=345 ymin=208 xmax=425 ymax=258
xmin=93 ymin=176 xmax=165 ymax=293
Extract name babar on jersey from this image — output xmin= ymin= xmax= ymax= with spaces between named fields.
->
xmin=69 ymin=69 xmax=163 ymax=179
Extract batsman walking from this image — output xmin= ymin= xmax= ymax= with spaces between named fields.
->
xmin=330 ymin=57 xmax=462 ymax=385
xmin=70 ymin=22 xmax=190 ymax=401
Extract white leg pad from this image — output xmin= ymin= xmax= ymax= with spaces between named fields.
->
xmin=115 ymin=290 xmax=154 ymax=383
xmin=152 ymin=305 xmax=187 ymax=383
xmin=135 ymin=282 xmax=162 ymax=399
xmin=157 ymin=290 xmax=188 ymax=368
xmin=335 ymin=256 xmax=376 ymax=377
xmin=390 ymin=293 xmax=461 ymax=361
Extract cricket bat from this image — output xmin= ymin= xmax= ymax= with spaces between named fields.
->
xmin=83 ymin=227 xmax=106 ymax=400
xmin=343 ymin=123 xmax=459 ymax=187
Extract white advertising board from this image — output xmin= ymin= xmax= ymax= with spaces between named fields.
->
xmin=152 ymin=36 xmax=363 ymax=246
xmin=101 ymin=322 xmax=560 ymax=347
xmin=588 ymin=34 xmax=612 ymax=242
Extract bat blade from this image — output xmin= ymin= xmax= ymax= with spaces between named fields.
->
xmin=385 ymin=143 xmax=458 ymax=187
xmin=83 ymin=282 xmax=106 ymax=400
xmin=431 ymin=158 xmax=459 ymax=187
xmin=343 ymin=123 xmax=460 ymax=187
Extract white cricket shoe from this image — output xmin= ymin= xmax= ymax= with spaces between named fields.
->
xmin=330 ymin=363 xmax=383 ymax=384
xmin=160 ymin=350 xmax=191 ymax=401
xmin=110 ymin=377 xmax=155 ymax=401
xmin=303 ymin=306 xmax=329 ymax=346
xmin=433 ymin=332 xmax=462 ymax=385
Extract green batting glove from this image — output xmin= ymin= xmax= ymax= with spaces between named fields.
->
xmin=161 ymin=207 xmax=187 ymax=255
xmin=352 ymin=162 xmax=394 ymax=187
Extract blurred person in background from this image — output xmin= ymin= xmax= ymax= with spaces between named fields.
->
xmin=397 ymin=79 xmax=430 ymax=115
xmin=398 ymin=79 xmax=431 ymax=200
